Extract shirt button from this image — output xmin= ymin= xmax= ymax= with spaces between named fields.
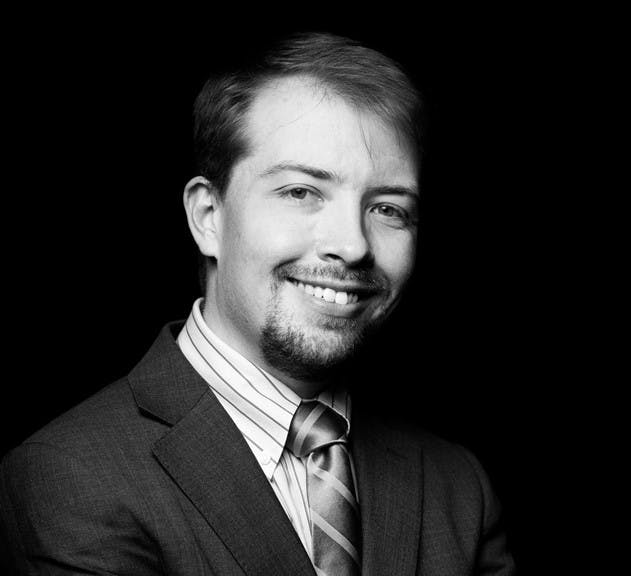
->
xmin=260 ymin=453 xmax=271 ymax=465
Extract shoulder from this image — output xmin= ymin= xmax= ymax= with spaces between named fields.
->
xmin=360 ymin=405 xmax=500 ymax=521
xmin=0 ymin=318 xmax=206 ymax=500
xmin=0 ymin=376 xmax=162 ymax=497
xmin=0 ymin=378 xmax=167 ymax=574
xmin=355 ymin=397 xmax=497 ymax=505
xmin=397 ymin=423 xmax=510 ymax=559
xmin=13 ymin=376 xmax=163 ymax=459
xmin=30 ymin=376 xmax=135 ymax=438
xmin=359 ymin=401 xmax=490 ymax=489
xmin=0 ymin=346 xmax=178 ymax=496
xmin=3 ymin=321 xmax=191 ymax=467
xmin=0 ymin=366 xmax=175 ymax=571
xmin=353 ymin=402 xmax=514 ymax=563
xmin=413 ymin=427 xmax=491 ymax=488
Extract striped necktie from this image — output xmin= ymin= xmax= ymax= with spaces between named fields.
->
xmin=286 ymin=400 xmax=361 ymax=576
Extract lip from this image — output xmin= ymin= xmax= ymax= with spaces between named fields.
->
xmin=288 ymin=280 xmax=371 ymax=318
xmin=288 ymin=276 xmax=380 ymax=297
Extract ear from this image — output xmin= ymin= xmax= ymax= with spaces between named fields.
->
xmin=183 ymin=176 xmax=223 ymax=259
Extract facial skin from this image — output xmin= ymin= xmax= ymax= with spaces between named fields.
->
xmin=185 ymin=76 xmax=419 ymax=397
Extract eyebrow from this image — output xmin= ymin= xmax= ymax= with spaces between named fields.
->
xmin=260 ymin=162 xmax=339 ymax=181
xmin=366 ymin=185 xmax=420 ymax=199
xmin=260 ymin=162 xmax=419 ymax=197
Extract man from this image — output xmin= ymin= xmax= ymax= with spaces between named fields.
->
xmin=0 ymin=33 xmax=514 ymax=575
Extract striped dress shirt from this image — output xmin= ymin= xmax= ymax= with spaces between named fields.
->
xmin=176 ymin=298 xmax=354 ymax=559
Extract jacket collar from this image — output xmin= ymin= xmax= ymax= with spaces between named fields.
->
xmin=128 ymin=322 xmax=209 ymax=426
xmin=128 ymin=322 xmax=423 ymax=576
xmin=129 ymin=322 xmax=316 ymax=576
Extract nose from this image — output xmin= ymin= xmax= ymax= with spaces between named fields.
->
xmin=315 ymin=202 xmax=373 ymax=267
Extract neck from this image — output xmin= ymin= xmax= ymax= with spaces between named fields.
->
xmin=261 ymin=364 xmax=331 ymax=399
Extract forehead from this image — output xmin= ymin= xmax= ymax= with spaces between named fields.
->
xmin=239 ymin=76 xmax=418 ymax=186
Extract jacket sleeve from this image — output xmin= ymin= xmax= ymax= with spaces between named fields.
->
xmin=0 ymin=441 xmax=161 ymax=575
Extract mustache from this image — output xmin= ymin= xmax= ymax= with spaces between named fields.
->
xmin=276 ymin=263 xmax=388 ymax=290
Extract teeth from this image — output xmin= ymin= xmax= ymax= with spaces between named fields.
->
xmin=292 ymin=281 xmax=358 ymax=305
xmin=335 ymin=291 xmax=348 ymax=305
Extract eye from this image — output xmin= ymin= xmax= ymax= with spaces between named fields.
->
xmin=372 ymin=204 xmax=407 ymax=219
xmin=277 ymin=186 xmax=320 ymax=203
xmin=287 ymin=187 xmax=309 ymax=200
xmin=369 ymin=202 xmax=417 ymax=229
xmin=374 ymin=204 xmax=403 ymax=218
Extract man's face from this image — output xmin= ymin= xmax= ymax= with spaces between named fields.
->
xmin=205 ymin=76 xmax=419 ymax=384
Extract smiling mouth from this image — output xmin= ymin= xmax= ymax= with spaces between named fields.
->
xmin=289 ymin=279 xmax=360 ymax=305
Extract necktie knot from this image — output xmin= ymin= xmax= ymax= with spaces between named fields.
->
xmin=287 ymin=400 xmax=349 ymax=458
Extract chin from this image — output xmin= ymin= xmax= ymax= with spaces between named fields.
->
xmin=260 ymin=313 xmax=377 ymax=381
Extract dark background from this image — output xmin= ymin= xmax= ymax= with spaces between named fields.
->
xmin=3 ymin=8 xmax=579 ymax=572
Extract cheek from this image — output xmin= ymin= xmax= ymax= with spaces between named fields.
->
xmin=374 ymin=235 xmax=417 ymax=287
xmin=240 ymin=207 xmax=313 ymax=259
xmin=221 ymin=207 xmax=313 ymax=280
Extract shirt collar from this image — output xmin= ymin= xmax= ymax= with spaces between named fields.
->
xmin=177 ymin=298 xmax=352 ymax=479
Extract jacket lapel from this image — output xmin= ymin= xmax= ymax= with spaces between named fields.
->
xmin=351 ymin=402 xmax=424 ymax=576
xmin=129 ymin=323 xmax=315 ymax=576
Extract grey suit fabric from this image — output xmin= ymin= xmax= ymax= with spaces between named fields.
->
xmin=0 ymin=322 xmax=515 ymax=575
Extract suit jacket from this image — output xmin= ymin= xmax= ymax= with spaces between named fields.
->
xmin=0 ymin=322 xmax=514 ymax=575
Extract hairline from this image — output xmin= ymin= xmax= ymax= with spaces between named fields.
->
xmin=217 ymin=72 xmax=420 ymax=198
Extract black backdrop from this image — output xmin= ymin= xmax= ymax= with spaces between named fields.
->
xmin=2 ymin=9 xmax=572 ymax=572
